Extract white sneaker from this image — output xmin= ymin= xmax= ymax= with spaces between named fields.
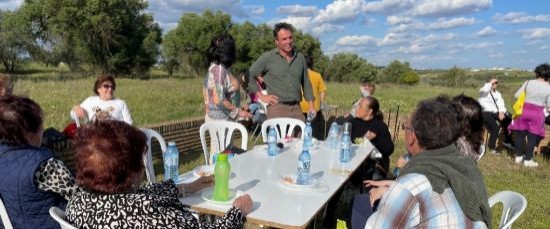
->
xmin=523 ymin=160 xmax=539 ymax=167
xmin=491 ymin=149 xmax=500 ymax=155
xmin=515 ymin=156 xmax=523 ymax=164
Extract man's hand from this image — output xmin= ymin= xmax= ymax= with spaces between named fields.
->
xmin=396 ymin=156 xmax=408 ymax=168
xmin=369 ymin=186 xmax=389 ymax=207
xmin=498 ymin=112 xmax=505 ymax=121
xmin=258 ymin=93 xmax=279 ymax=105
xmin=363 ymin=180 xmax=394 ymax=188
xmin=238 ymin=109 xmax=253 ymax=119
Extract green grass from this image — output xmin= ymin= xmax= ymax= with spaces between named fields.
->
xmin=10 ymin=72 xmax=549 ymax=228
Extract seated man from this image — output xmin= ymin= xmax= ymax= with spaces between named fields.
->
xmin=366 ymin=98 xmax=491 ymax=228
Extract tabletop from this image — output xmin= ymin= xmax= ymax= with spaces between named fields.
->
xmin=179 ymin=139 xmax=375 ymax=228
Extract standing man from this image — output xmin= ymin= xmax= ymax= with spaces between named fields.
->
xmin=248 ymin=22 xmax=315 ymax=122
xmin=300 ymin=56 xmax=327 ymax=139
xmin=478 ymin=77 xmax=514 ymax=154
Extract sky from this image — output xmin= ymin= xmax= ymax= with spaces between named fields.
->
xmin=1 ymin=0 xmax=549 ymax=70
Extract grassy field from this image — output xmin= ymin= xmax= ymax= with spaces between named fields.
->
xmin=10 ymin=72 xmax=550 ymax=228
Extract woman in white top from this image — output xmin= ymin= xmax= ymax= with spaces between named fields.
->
xmin=72 ymin=74 xmax=133 ymax=125
xmin=508 ymin=63 xmax=550 ymax=167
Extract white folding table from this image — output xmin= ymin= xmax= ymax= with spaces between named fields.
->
xmin=179 ymin=140 xmax=375 ymax=228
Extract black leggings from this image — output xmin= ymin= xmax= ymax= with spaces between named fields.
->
xmin=482 ymin=112 xmax=513 ymax=149
xmin=513 ymin=130 xmax=542 ymax=160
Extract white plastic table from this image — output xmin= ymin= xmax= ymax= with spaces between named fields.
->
xmin=179 ymin=140 xmax=375 ymax=229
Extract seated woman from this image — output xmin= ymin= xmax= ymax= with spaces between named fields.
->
xmin=0 ymin=95 xmax=77 ymax=229
xmin=72 ymin=73 xmax=132 ymax=124
xmin=350 ymin=96 xmax=394 ymax=174
xmin=67 ymin=120 xmax=252 ymax=228
xmin=0 ymin=74 xmax=13 ymax=96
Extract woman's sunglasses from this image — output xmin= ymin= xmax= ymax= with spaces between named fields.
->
xmin=102 ymin=84 xmax=115 ymax=90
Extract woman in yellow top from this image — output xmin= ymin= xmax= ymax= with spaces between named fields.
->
xmin=300 ymin=56 xmax=327 ymax=139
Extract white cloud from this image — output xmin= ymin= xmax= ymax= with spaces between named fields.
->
xmin=335 ymin=35 xmax=378 ymax=47
xmin=386 ymin=15 xmax=413 ymax=25
xmin=475 ymin=26 xmax=497 ymax=37
xmin=520 ymin=28 xmax=550 ymax=40
xmin=363 ymin=0 xmax=414 ymax=15
xmin=0 ymin=0 xmax=21 ymax=10
xmin=276 ymin=5 xmax=318 ymax=16
xmin=245 ymin=5 xmax=264 ymax=16
xmin=427 ymin=17 xmax=476 ymax=30
xmin=148 ymin=0 xmax=247 ymax=21
xmin=398 ymin=43 xmax=438 ymax=54
xmin=315 ymin=0 xmax=364 ymax=23
xmin=414 ymin=33 xmax=457 ymax=43
xmin=539 ymin=45 xmax=549 ymax=51
xmin=362 ymin=17 xmax=377 ymax=27
xmin=413 ymin=0 xmax=492 ymax=17
xmin=379 ymin=32 xmax=411 ymax=46
xmin=464 ymin=41 xmax=503 ymax=50
xmin=389 ymin=21 xmax=425 ymax=33
xmin=281 ymin=16 xmax=344 ymax=37
xmin=488 ymin=52 xmax=503 ymax=58
xmin=493 ymin=12 xmax=550 ymax=24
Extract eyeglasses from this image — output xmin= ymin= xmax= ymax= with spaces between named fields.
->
xmin=401 ymin=122 xmax=414 ymax=132
xmin=102 ymin=84 xmax=115 ymax=90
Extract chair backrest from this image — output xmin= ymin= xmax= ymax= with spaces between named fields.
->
xmin=261 ymin=118 xmax=306 ymax=143
xmin=0 ymin=197 xmax=13 ymax=229
xmin=488 ymin=191 xmax=527 ymax=229
xmin=49 ymin=207 xmax=78 ymax=229
xmin=200 ymin=121 xmax=248 ymax=165
xmin=140 ymin=128 xmax=167 ymax=184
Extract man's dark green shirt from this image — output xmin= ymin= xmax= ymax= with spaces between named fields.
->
xmin=248 ymin=48 xmax=314 ymax=103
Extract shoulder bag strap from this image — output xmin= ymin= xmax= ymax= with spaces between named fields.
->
xmin=489 ymin=91 xmax=499 ymax=113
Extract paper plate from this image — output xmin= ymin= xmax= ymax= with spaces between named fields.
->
xmin=193 ymin=165 xmax=214 ymax=177
xmin=201 ymin=188 xmax=237 ymax=205
xmin=281 ymin=174 xmax=318 ymax=189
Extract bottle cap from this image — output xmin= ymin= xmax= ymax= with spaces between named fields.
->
xmin=343 ymin=122 xmax=352 ymax=133
xmin=168 ymin=141 xmax=176 ymax=147
xmin=217 ymin=153 xmax=228 ymax=162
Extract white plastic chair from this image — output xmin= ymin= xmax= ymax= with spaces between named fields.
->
xmin=261 ymin=118 xmax=306 ymax=143
xmin=0 ymin=197 xmax=13 ymax=229
xmin=140 ymin=128 xmax=167 ymax=184
xmin=200 ymin=121 xmax=248 ymax=165
xmin=489 ymin=191 xmax=527 ymax=229
xmin=70 ymin=110 xmax=81 ymax=127
xmin=49 ymin=207 xmax=77 ymax=229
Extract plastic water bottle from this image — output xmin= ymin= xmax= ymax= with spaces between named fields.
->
xmin=213 ymin=154 xmax=231 ymax=201
xmin=296 ymin=148 xmax=311 ymax=185
xmin=340 ymin=123 xmax=352 ymax=163
xmin=267 ymin=126 xmax=278 ymax=156
xmin=304 ymin=122 xmax=313 ymax=149
xmin=327 ymin=122 xmax=339 ymax=149
xmin=163 ymin=142 xmax=180 ymax=183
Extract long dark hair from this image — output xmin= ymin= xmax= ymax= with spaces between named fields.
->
xmin=206 ymin=34 xmax=236 ymax=68
xmin=365 ymin=96 xmax=383 ymax=120
xmin=452 ymin=94 xmax=484 ymax=155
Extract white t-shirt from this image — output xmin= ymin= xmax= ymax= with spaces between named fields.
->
xmin=79 ymin=96 xmax=133 ymax=124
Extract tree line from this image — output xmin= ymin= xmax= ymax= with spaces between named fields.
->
xmin=0 ymin=1 xmax=418 ymax=84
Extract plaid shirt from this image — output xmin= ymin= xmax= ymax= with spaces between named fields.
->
xmin=365 ymin=173 xmax=488 ymax=229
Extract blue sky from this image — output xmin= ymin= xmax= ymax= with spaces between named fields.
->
xmin=1 ymin=0 xmax=549 ymax=69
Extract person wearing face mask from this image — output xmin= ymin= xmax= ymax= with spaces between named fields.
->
xmin=0 ymin=96 xmax=77 ymax=229
xmin=346 ymin=81 xmax=376 ymax=119
xmin=71 ymin=73 xmax=133 ymax=125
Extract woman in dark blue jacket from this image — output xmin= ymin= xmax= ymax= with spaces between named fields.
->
xmin=0 ymin=96 xmax=76 ymax=229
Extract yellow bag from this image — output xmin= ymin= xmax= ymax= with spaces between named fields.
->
xmin=336 ymin=219 xmax=348 ymax=229
xmin=512 ymin=81 xmax=529 ymax=119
